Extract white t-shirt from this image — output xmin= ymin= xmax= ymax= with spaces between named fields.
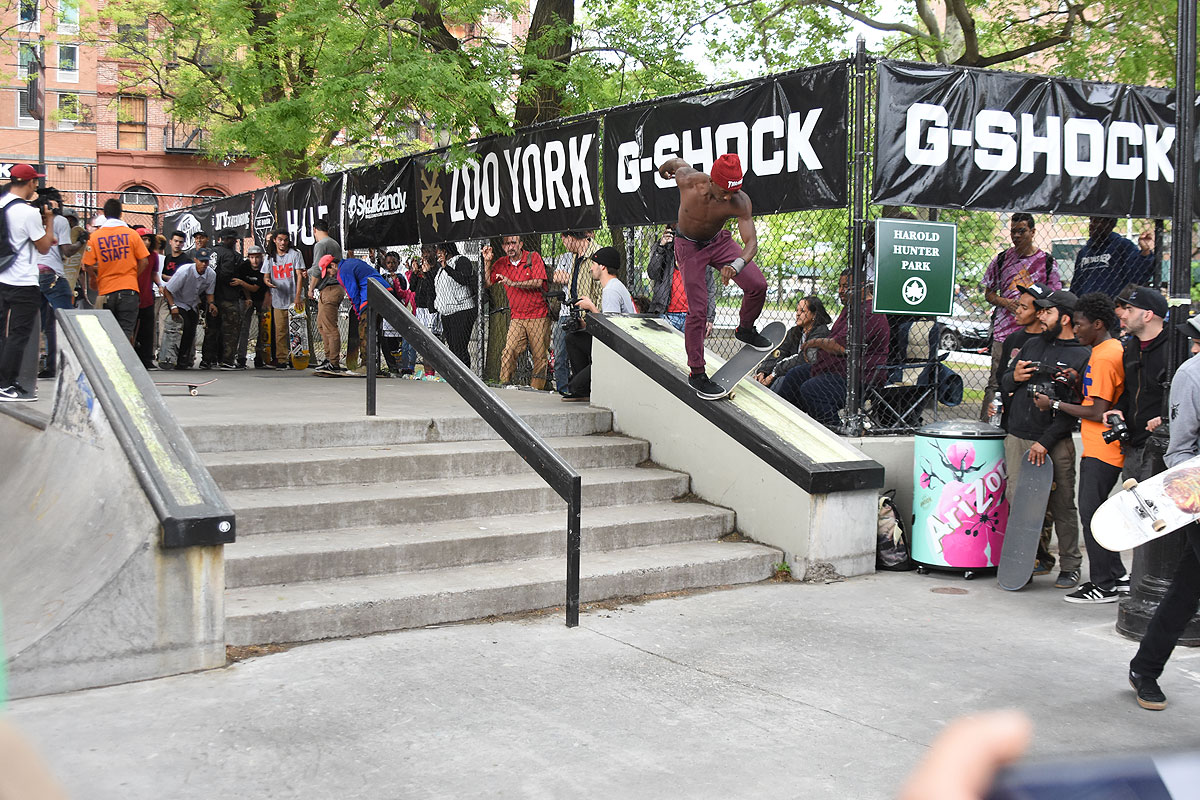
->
xmin=601 ymin=278 xmax=635 ymax=314
xmin=0 ymin=193 xmax=47 ymax=288
xmin=36 ymin=214 xmax=72 ymax=277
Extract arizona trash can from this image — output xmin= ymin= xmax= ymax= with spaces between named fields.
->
xmin=911 ymin=420 xmax=1010 ymax=571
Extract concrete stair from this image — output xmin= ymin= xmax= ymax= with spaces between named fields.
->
xmin=193 ymin=410 xmax=779 ymax=646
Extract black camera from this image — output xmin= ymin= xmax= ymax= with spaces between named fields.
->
xmin=32 ymin=185 xmax=63 ymax=214
xmin=545 ymin=289 xmax=584 ymax=333
xmin=1103 ymin=415 xmax=1131 ymax=445
xmin=1029 ymin=361 xmax=1077 ymax=403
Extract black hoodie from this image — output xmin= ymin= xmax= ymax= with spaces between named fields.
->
xmin=1000 ymin=334 xmax=1092 ymax=449
xmin=1118 ymin=328 xmax=1170 ymax=447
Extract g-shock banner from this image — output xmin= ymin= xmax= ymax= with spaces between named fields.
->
xmin=344 ymin=159 xmax=419 ymax=248
xmin=416 ymin=119 xmax=601 ymax=243
xmin=873 ymin=61 xmax=1183 ymax=217
xmin=603 ymin=62 xmax=850 ymax=226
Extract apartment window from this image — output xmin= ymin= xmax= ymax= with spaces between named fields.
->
xmin=17 ymin=90 xmax=37 ymax=128
xmin=58 ymin=0 xmax=79 ymax=34
xmin=57 ymin=45 xmax=78 ymax=83
xmin=17 ymin=42 xmax=36 ymax=80
xmin=117 ymin=95 xmax=147 ymax=150
xmin=19 ymin=0 xmax=38 ymax=31
xmin=121 ymin=185 xmax=157 ymax=211
xmin=57 ymin=93 xmax=79 ymax=130
xmin=116 ymin=22 xmax=148 ymax=44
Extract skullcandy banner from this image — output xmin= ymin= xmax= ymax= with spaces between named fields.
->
xmin=873 ymin=60 xmax=1187 ymax=218
xmin=415 ymin=118 xmax=601 ymax=243
xmin=276 ymin=176 xmax=343 ymax=262
xmin=603 ymin=62 xmax=850 ymax=226
xmin=344 ymin=159 xmax=419 ymax=248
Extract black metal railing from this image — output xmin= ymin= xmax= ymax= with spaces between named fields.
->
xmin=365 ymin=280 xmax=583 ymax=626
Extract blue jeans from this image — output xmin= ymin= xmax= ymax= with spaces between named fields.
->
xmin=39 ymin=271 xmax=73 ymax=371
xmin=552 ymin=318 xmax=570 ymax=393
xmin=775 ymin=362 xmax=847 ymax=426
xmin=663 ymin=312 xmax=686 ymax=332
xmin=401 ymin=340 xmax=417 ymax=372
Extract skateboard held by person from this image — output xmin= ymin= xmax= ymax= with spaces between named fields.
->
xmin=996 ymin=449 xmax=1053 ymax=590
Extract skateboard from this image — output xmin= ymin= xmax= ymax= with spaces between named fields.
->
xmin=1092 ymin=453 xmax=1200 ymax=552
xmin=289 ymin=307 xmax=311 ymax=371
xmin=259 ymin=303 xmax=275 ymax=364
xmin=155 ymin=377 xmax=218 ymax=396
xmin=315 ymin=369 xmax=366 ymax=378
xmin=701 ymin=322 xmax=787 ymax=400
xmin=996 ymin=450 xmax=1053 ymax=590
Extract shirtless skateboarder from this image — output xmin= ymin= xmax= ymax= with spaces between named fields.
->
xmin=658 ymin=153 xmax=770 ymax=397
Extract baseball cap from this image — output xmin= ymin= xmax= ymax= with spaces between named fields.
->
xmin=10 ymin=163 xmax=45 ymax=181
xmin=1186 ymin=314 xmax=1200 ymax=339
xmin=1033 ymin=289 xmax=1078 ymax=311
xmin=1123 ymin=285 xmax=1168 ymax=318
xmin=134 ymin=227 xmax=151 ymax=236
xmin=318 ymin=253 xmax=337 ymax=271
xmin=1015 ymin=282 xmax=1050 ymax=301
xmin=194 ymin=230 xmax=209 ymax=238
xmin=246 ymin=245 xmax=264 ymax=255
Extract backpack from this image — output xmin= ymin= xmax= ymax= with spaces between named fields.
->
xmin=0 ymin=196 xmax=29 ymax=275
xmin=876 ymin=491 xmax=916 ymax=571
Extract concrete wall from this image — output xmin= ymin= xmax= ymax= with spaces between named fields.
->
xmin=592 ymin=341 xmax=878 ymax=579
xmin=0 ymin=356 xmax=224 ymax=699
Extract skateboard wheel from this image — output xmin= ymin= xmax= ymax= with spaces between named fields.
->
xmin=189 ymin=387 xmax=198 ymax=396
xmin=1153 ymin=519 xmax=1167 ymax=532
xmin=964 ymin=571 xmax=976 ymax=580
xmin=916 ymin=565 xmax=928 ymax=575
xmin=1123 ymin=478 xmax=1139 ymax=490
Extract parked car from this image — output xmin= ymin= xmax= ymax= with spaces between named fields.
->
xmin=936 ymin=302 xmax=990 ymax=353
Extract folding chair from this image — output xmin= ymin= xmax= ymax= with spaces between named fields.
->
xmin=864 ymin=318 xmax=945 ymax=433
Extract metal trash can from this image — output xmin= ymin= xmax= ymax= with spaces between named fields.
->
xmin=911 ymin=420 xmax=1010 ymax=577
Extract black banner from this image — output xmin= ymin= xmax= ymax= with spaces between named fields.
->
xmin=251 ymin=186 xmax=277 ymax=250
xmin=277 ymin=176 xmax=342 ymax=262
xmin=603 ymin=63 xmax=850 ymax=226
xmin=162 ymin=202 xmax=215 ymax=251
xmin=344 ymin=159 xmax=419 ymax=248
xmin=873 ymin=61 xmax=1181 ymax=218
xmin=209 ymin=193 xmax=253 ymax=238
xmin=415 ymin=119 xmax=601 ymax=243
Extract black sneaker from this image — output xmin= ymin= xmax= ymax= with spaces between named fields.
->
xmin=1033 ymin=558 xmax=1055 ymax=577
xmin=1115 ymin=574 xmax=1132 ymax=594
xmin=313 ymin=359 xmax=333 ymax=372
xmin=689 ymin=373 xmax=726 ymax=400
xmin=1054 ymin=569 xmax=1080 ymax=589
xmin=37 ymin=368 xmax=56 ymax=379
xmin=218 ymin=362 xmax=238 ymax=371
xmin=198 ymin=362 xmax=213 ymax=370
xmin=1064 ymin=581 xmax=1118 ymax=604
xmin=735 ymin=325 xmax=773 ymax=350
xmin=0 ymin=383 xmax=37 ymax=402
xmin=1129 ymin=670 xmax=1167 ymax=710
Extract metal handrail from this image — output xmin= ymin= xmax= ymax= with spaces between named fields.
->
xmin=365 ymin=280 xmax=583 ymax=626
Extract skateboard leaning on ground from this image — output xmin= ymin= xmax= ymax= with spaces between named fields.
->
xmin=154 ymin=377 xmax=218 ymax=397
xmin=699 ymin=321 xmax=786 ymax=400
xmin=289 ymin=307 xmax=311 ymax=371
xmin=1092 ymin=453 xmax=1200 ymax=552
xmin=996 ymin=449 xmax=1053 ymax=590
xmin=315 ymin=370 xmax=366 ymax=378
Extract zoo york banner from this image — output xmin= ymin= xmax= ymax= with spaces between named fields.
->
xmin=415 ymin=119 xmax=601 ymax=243
xmin=603 ymin=62 xmax=850 ymax=227
xmin=873 ymin=61 xmax=1183 ymax=218
xmin=344 ymin=159 xmax=419 ymax=248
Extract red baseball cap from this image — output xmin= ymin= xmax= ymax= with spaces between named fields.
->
xmin=10 ymin=164 xmax=45 ymax=181
xmin=134 ymin=227 xmax=151 ymax=236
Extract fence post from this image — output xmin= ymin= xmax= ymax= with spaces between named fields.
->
xmin=843 ymin=37 xmax=868 ymax=436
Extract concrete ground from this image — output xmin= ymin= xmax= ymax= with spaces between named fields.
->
xmin=6 ymin=571 xmax=1199 ymax=799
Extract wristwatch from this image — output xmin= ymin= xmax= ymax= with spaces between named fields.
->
xmin=1052 ymin=400 xmax=1061 ymax=411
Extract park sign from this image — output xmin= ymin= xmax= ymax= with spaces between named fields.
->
xmin=873 ymin=218 xmax=957 ymax=316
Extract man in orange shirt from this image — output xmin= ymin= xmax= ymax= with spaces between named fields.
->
xmin=82 ymin=199 xmax=149 ymax=343
xmin=1034 ymin=292 xmax=1127 ymax=603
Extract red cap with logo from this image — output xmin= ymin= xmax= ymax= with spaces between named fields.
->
xmin=10 ymin=164 xmax=45 ymax=181
xmin=710 ymin=153 xmax=744 ymax=192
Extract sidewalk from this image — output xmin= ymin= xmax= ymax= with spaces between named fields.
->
xmin=6 ymin=572 xmax=1198 ymax=799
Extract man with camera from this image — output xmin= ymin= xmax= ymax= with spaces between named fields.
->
xmin=1107 ymin=287 xmax=1169 ymax=485
xmin=33 ymin=186 xmax=82 ymax=378
xmin=1001 ymin=289 xmax=1090 ymax=590
xmin=1032 ymin=292 xmax=1128 ymax=603
xmin=0 ymin=164 xmax=58 ymax=402
xmin=646 ymin=224 xmax=717 ymax=335
xmin=561 ymin=247 xmax=636 ymax=400
xmin=549 ymin=230 xmax=600 ymax=394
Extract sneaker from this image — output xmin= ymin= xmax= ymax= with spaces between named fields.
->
xmin=1129 ymin=670 xmax=1167 ymax=710
xmin=198 ymin=362 xmax=213 ymax=370
xmin=257 ymin=362 xmax=278 ymax=370
xmin=689 ymin=373 xmax=726 ymax=399
xmin=1033 ymin=558 xmax=1056 ymax=577
xmin=0 ymin=383 xmax=37 ymax=402
xmin=313 ymin=359 xmax=333 ymax=372
xmin=734 ymin=325 xmax=773 ymax=350
xmin=1054 ymin=569 xmax=1080 ymax=589
xmin=560 ymin=391 xmax=590 ymax=402
xmin=218 ymin=362 xmax=238 ymax=371
xmin=1064 ymin=581 xmax=1118 ymax=604
xmin=1115 ymin=574 xmax=1132 ymax=594
xmin=37 ymin=368 xmax=56 ymax=379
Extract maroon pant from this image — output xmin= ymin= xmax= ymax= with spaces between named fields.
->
xmin=673 ymin=229 xmax=767 ymax=372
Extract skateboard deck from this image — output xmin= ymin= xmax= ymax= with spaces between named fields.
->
xmin=289 ymin=308 xmax=311 ymax=370
xmin=996 ymin=450 xmax=1053 ymax=590
xmin=315 ymin=370 xmax=366 ymax=378
xmin=155 ymin=378 xmax=218 ymax=396
xmin=1093 ymin=453 xmax=1200 ymax=552
xmin=702 ymin=322 xmax=786 ymax=400
xmin=259 ymin=304 xmax=274 ymax=364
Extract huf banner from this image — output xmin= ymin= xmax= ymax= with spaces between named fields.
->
xmin=873 ymin=61 xmax=1185 ymax=218
xmin=415 ymin=119 xmax=601 ymax=243
xmin=277 ymin=176 xmax=342 ymax=262
xmin=603 ymin=63 xmax=850 ymax=227
xmin=251 ymin=186 xmax=278 ymax=250
xmin=344 ymin=159 xmax=419 ymax=248
xmin=208 ymin=193 xmax=253 ymax=238
xmin=162 ymin=202 xmax=215 ymax=251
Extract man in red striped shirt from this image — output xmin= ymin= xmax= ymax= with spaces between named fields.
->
xmin=486 ymin=235 xmax=550 ymax=389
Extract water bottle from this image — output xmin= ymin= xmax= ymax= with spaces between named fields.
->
xmin=988 ymin=391 xmax=1003 ymax=427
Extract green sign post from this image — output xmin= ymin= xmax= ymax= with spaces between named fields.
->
xmin=873 ymin=218 xmax=958 ymax=316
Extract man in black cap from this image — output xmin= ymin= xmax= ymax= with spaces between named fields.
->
xmin=1110 ymin=287 xmax=1170 ymax=486
xmin=562 ymin=246 xmax=635 ymax=400
xmin=1000 ymin=289 xmax=1091 ymax=590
